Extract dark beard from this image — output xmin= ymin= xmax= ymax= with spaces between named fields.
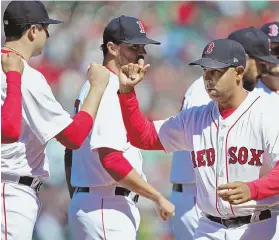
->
xmin=243 ymin=78 xmax=256 ymax=92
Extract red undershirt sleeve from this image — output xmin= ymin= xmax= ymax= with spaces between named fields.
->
xmin=247 ymin=161 xmax=279 ymax=200
xmin=101 ymin=150 xmax=133 ymax=181
xmin=118 ymin=91 xmax=164 ymax=150
xmin=1 ymin=71 xmax=22 ymax=143
xmin=56 ymin=111 xmax=93 ymax=149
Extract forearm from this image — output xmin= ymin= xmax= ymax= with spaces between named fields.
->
xmin=80 ymin=87 xmax=105 ymax=119
xmin=119 ymin=169 xmax=162 ymax=203
xmin=1 ymin=71 xmax=22 ymax=143
xmin=118 ymin=91 xmax=164 ymax=150
xmin=248 ymin=161 xmax=279 ymax=200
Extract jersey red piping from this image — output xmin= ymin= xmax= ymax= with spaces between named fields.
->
xmin=101 ymin=198 xmax=107 ymax=240
xmin=225 ymin=96 xmax=261 ymax=216
xmin=210 ymin=103 xmax=222 ymax=216
xmin=3 ymin=183 xmax=8 ymax=240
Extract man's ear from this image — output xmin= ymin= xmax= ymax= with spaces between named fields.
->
xmin=235 ymin=65 xmax=245 ymax=82
xmin=107 ymin=42 xmax=118 ymax=57
xmin=27 ymin=25 xmax=37 ymax=42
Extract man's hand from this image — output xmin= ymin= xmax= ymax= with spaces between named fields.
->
xmin=1 ymin=52 xmax=24 ymax=74
xmin=154 ymin=194 xmax=175 ymax=221
xmin=87 ymin=62 xmax=110 ymax=89
xmin=218 ymin=181 xmax=251 ymax=205
xmin=119 ymin=58 xmax=150 ymax=93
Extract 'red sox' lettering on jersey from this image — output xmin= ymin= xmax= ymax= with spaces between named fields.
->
xmin=191 ymin=147 xmax=264 ymax=168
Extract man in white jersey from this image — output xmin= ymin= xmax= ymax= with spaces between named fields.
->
xmin=170 ymin=27 xmax=279 ymax=239
xmin=117 ymin=38 xmax=279 ymax=240
xmin=214 ymin=27 xmax=279 ymax=204
xmin=66 ymin=15 xmax=175 ymax=240
xmin=1 ymin=1 xmax=109 ymax=240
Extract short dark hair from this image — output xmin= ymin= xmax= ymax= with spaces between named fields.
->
xmin=4 ymin=24 xmax=44 ymax=42
xmin=100 ymin=42 xmax=108 ymax=58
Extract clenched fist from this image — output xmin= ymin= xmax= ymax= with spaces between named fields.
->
xmin=87 ymin=62 xmax=110 ymax=89
xmin=1 ymin=52 xmax=24 ymax=74
xmin=154 ymin=194 xmax=175 ymax=221
xmin=118 ymin=58 xmax=150 ymax=93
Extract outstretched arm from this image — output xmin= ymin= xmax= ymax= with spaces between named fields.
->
xmin=118 ymin=91 xmax=164 ymax=150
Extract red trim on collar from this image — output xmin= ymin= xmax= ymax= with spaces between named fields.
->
xmin=219 ymin=108 xmax=237 ymax=119
xmin=105 ymin=66 xmax=116 ymax=75
xmin=1 ymin=49 xmax=24 ymax=59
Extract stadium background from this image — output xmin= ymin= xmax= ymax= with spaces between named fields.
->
xmin=1 ymin=1 xmax=278 ymax=239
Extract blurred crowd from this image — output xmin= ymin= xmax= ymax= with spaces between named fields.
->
xmin=1 ymin=1 xmax=278 ymax=239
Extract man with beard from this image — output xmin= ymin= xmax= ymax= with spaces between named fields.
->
xmin=228 ymin=27 xmax=279 ymax=92
xmin=66 ymin=16 xmax=175 ymax=240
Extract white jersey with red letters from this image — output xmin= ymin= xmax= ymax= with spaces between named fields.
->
xmin=1 ymin=56 xmax=72 ymax=178
xmin=155 ymin=90 xmax=279 ymax=218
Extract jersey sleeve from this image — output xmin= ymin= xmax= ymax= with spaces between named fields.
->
xmin=154 ymin=109 xmax=193 ymax=153
xmin=90 ymin=77 xmax=127 ymax=152
xmin=22 ymin=73 xmax=73 ymax=144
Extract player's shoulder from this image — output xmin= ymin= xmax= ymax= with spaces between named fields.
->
xmin=253 ymin=93 xmax=279 ymax=117
xmin=21 ymin=61 xmax=49 ymax=89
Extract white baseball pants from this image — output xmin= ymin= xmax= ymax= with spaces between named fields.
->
xmin=1 ymin=182 xmax=40 ymax=240
xmin=170 ymin=183 xmax=201 ymax=240
xmin=68 ymin=185 xmax=140 ymax=240
xmin=194 ymin=212 xmax=279 ymax=240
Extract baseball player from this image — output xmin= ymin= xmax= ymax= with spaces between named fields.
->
xmin=1 ymin=1 xmax=109 ymax=240
xmin=169 ymin=27 xmax=279 ymax=239
xmin=118 ymin=38 xmax=279 ymax=240
xmin=216 ymin=26 xmax=279 ymax=204
xmin=1 ymin=53 xmax=24 ymax=143
xmin=66 ymin=15 xmax=175 ymax=240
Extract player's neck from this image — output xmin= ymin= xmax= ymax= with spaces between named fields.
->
xmin=218 ymin=88 xmax=248 ymax=111
xmin=3 ymin=41 xmax=32 ymax=61
xmin=103 ymin=59 xmax=119 ymax=76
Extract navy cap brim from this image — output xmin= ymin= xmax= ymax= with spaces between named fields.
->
xmin=189 ymin=58 xmax=231 ymax=69
xmin=45 ymin=18 xmax=63 ymax=24
xmin=122 ymin=37 xmax=160 ymax=45
xmin=255 ymin=55 xmax=279 ymax=64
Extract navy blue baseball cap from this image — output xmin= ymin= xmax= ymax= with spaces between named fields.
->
xmin=228 ymin=27 xmax=279 ymax=64
xmin=103 ymin=15 xmax=160 ymax=45
xmin=260 ymin=22 xmax=279 ymax=43
xmin=189 ymin=39 xmax=246 ymax=69
xmin=3 ymin=1 xmax=63 ymax=26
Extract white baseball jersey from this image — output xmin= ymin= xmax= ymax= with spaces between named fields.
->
xmin=71 ymin=72 xmax=144 ymax=187
xmin=155 ymin=90 xmax=279 ymax=217
xmin=255 ymin=79 xmax=279 ymax=97
xmin=1 ymin=56 xmax=72 ymax=178
xmin=170 ymin=77 xmax=211 ymax=184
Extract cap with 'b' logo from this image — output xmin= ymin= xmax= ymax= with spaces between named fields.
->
xmin=261 ymin=22 xmax=279 ymax=43
xmin=103 ymin=15 xmax=160 ymax=45
xmin=189 ymin=39 xmax=246 ymax=69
